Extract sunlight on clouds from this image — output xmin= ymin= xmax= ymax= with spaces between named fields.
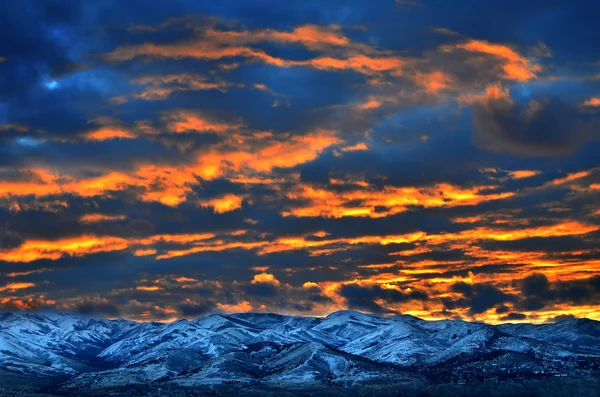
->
xmin=217 ymin=301 xmax=253 ymax=313
xmin=3 ymin=8 xmax=600 ymax=325
xmin=200 ymin=194 xmax=244 ymax=213
xmin=441 ymin=40 xmax=542 ymax=81
xmin=282 ymin=182 xmax=514 ymax=218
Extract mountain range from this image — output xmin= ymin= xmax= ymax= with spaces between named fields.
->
xmin=1 ymin=311 xmax=599 ymax=396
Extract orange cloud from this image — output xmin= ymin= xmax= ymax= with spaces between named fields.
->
xmin=302 ymin=281 xmax=320 ymax=289
xmin=0 ymin=131 xmax=338 ymax=207
xmin=425 ymin=221 xmax=598 ymax=245
xmin=175 ymin=277 xmax=197 ymax=283
xmin=358 ymin=97 xmax=383 ymax=110
xmin=453 ymin=215 xmax=483 ymax=224
xmin=137 ymin=233 xmax=216 ymax=245
xmin=132 ymin=164 xmax=199 ymax=206
xmin=155 ymin=241 xmax=270 ymax=260
xmin=191 ymin=129 xmax=341 ymax=180
xmin=203 ymin=24 xmax=350 ymax=50
xmin=4 ymin=269 xmax=48 ymax=278
xmin=133 ymin=249 xmax=157 ymax=256
xmin=414 ymin=71 xmax=454 ymax=94
xmin=457 ymin=82 xmax=511 ymax=105
xmin=84 ymin=127 xmax=136 ymax=141
xmin=442 ymin=40 xmax=541 ymax=81
xmin=251 ymin=272 xmax=281 ymax=285
xmin=341 ymin=142 xmax=369 ymax=152
xmin=65 ymin=172 xmax=138 ymax=198
xmin=582 ymin=97 xmax=600 ymax=107
xmin=508 ymin=170 xmax=541 ymax=179
xmin=548 ymin=170 xmax=590 ymax=186
xmin=136 ymin=286 xmax=163 ymax=291
xmin=217 ymin=300 xmax=253 ymax=313
xmin=132 ymin=73 xmax=231 ymax=101
xmin=200 ymin=194 xmax=244 ymax=213
xmin=0 ymin=235 xmax=130 ymax=263
xmin=313 ymin=231 xmax=330 ymax=238
xmin=305 ymin=55 xmax=405 ymax=74
xmin=0 ymin=282 xmax=35 ymax=292
xmin=283 ymin=182 xmax=514 ymax=218
xmin=0 ymin=168 xmax=63 ymax=198
xmin=0 ymin=297 xmax=55 ymax=311
xmin=0 ymin=231 xmax=214 ymax=262
xmin=80 ymin=214 xmax=127 ymax=224
xmin=164 ymin=110 xmax=238 ymax=134
xmin=1 ymin=129 xmax=338 ymax=207
xmin=105 ymin=29 xmax=405 ymax=76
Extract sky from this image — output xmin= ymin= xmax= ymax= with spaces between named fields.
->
xmin=1 ymin=0 xmax=600 ymax=323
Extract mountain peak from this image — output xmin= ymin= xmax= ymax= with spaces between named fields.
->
xmin=324 ymin=309 xmax=375 ymax=320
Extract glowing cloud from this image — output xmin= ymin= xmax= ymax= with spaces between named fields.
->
xmin=283 ymin=182 xmax=514 ymax=218
xmin=508 ymin=170 xmax=541 ymax=179
xmin=251 ymin=273 xmax=281 ymax=286
xmin=80 ymin=214 xmax=127 ymax=224
xmin=582 ymin=97 xmax=600 ymax=107
xmin=200 ymin=194 xmax=244 ymax=213
xmin=217 ymin=301 xmax=253 ymax=313
xmin=442 ymin=40 xmax=541 ymax=81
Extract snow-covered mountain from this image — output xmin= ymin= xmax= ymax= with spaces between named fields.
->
xmin=1 ymin=311 xmax=599 ymax=394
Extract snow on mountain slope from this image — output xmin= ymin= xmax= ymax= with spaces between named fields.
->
xmin=0 ymin=312 xmax=139 ymax=377
xmin=497 ymin=318 xmax=600 ymax=355
xmin=0 ymin=310 xmax=599 ymax=390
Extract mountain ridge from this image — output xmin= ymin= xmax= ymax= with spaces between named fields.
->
xmin=1 ymin=310 xmax=599 ymax=395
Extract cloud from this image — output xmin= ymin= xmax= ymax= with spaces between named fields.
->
xmin=0 ymin=228 xmax=23 ymax=250
xmin=500 ymin=312 xmax=527 ymax=321
xmin=202 ymin=24 xmax=350 ymax=50
xmin=448 ymin=281 xmax=514 ymax=315
xmin=341 ymin=142 xmax=369 ymax=152
xmin=281 ymin=180 xmax=514 ymax=218
xmin=441 ymin=40 xmax=541 ymax=81
xmin=133 ymin=248 xmax=156 ymax=256
xmin=74 ymin=300 xmax=121 ymax=318
xmin=103 ymin=22 xmax=408 ymax=76
xmin=84 ymin=127 xmax=136 ymax=141
xmin=471 ymin=83 xmax=600 ymax=157
xmin=251 ymin=272 xmax=281 ymax=286
xmin=413 ymin=71 xmax=454 ymax=94
xmin=430 ymin=27 xmax=459 ymax=36
xmin=2 ymin=2 xmax=600 ymax=323
xmin=0 ymin=282 xmax=35 ymax=292
xmin=2 ymin=216 xmax=595 ymax=264
xmin=339 ymin=282 xmax=428 ymax=314
xmin=582 ymin=97 xmax=600 ymax=108
xmin=516 ymin=273 xmax=600 ymax=310
xmin=217 ymin=300 xmax=253 ymax=313
xmin=136 ymin=285 xmax=162 ymax=291
xmin=164 ymin=110 xmax=239 ymax=134
xmin=508 ymin=170 xmax=541 ymax=179
xmin=80 ymin=214 xmax=127 ymax=224
xmin=131 ymin=73 xmax=232 ymax=101
xmin=0 ymin=297 xmax=47 ymax=311
xmin=200 ymin=194 xmax=244 ymax=213
xmin=0 ymin=127 xmax=341 ymax=207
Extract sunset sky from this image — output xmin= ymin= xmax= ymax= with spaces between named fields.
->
xmin=1 ymin=0 xmax=600 ymax=323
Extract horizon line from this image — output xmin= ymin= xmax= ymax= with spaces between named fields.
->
xmin=1 ymin=309 xmax=593 ymax=326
